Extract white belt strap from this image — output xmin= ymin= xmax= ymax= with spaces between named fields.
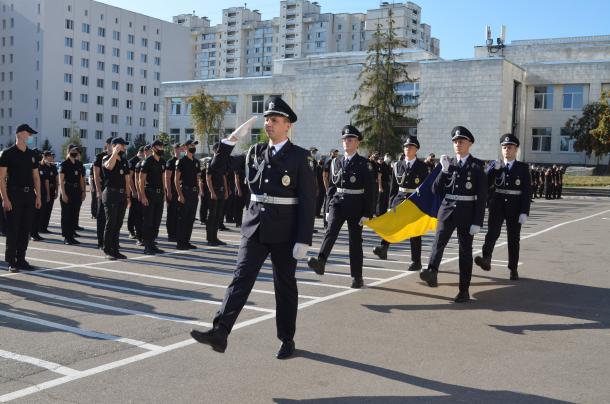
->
xmin=399 ymin=187 xmax=416 ymax=193
xmin=336 ymin=188 xmax=365 ymax=195
xmin=445 ymin=194 xmax=477 ymax=201
xmin=495 ymin=189 xmax=522 ymax=195
xmin=250 ymin=194 xmax=299 ymax=205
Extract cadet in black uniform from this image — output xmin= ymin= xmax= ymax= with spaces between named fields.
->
xmin=127 ymin=147 xmax=144 ymax=239
xmin=377 ymin=154 xmax=392 ymax=215
xmin=31 ymin=149 xmax=47 ymax=241
xmin=420 ymin=126 xmax=487 ymax=303
xmin=133 ymin=146 xmax=151 ymax=244
xmin=0 ymin=124 xmax=42 ymax=272
xmin=199 ymin=157 xmax=211 ymax=224
xmin=101 ymin=138 xmax=131 ymax=260
xmin=94 ymin=138 xmax=112 ymax=248
xmin=175 ymin=139 xmax=201 ymax=250
xmin=307 ymin=125 xmax=375 ymax=288
xmin=475 ymin=134 xmax=531 ymax=280
xmin=165 ymin=142 xmax=183 ymax=242
xmin=372 ymin=136 xmax=429 ymax=271
xmin=139 ymin=140 xmax=166 ymax=254
xmin=322 ymin=149 xmax=339 ymax=228
xmin=206 ymin=142 xmax=228 ymax=246
xmin=40 ymin=151 xmax=58 ymax=233
xmin=59 ymin=144 xmax=86 ymax=245
xmin=190 ymin=97 xmax=315 ymax=359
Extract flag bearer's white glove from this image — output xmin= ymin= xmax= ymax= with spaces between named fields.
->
xmin=440 ymin=155 xmax=451 ymax=173
xmin=469 ymin=225 xmax=481 ymax=235
xmin=518 ymin=214 xmax=527 ymax=224
xmin=292 ymin=243 xmax=308 ymax=260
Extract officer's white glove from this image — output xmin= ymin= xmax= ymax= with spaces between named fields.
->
xmin=518 ymin=213 xmax=528 ymax=224
xmin=469 ymin=225 xmax=481 ymax=235
xmin=494 ymin=160 xmax=505 ymax=170
xmin=440 ymin=154 xmax=451 ymax=173
xmin=225 ymin=116 xmax=257 ymax=144
xmin=325 ymin=213 xmax=329 ymax=221
xmin=358 ymin=216 xmax=369 ymax=226
xmin=292 ymin=242 xmax=308 ymax=260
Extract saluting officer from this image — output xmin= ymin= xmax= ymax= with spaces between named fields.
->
xmin=93 ymin=138 xmax=113 ymax=249
xmin=101 ymin=138 xmax=131 ymax=260
xmin=307 ymin=125 xmax=375 ymax=289
xmin=139 ymin=140 xmax=166 ymax=254
xmin=372 ymin=136 xmax=429 ymax=271
xmin=165 ymin=142 xmax=183 ymax=242
xmin=419 ymin=126 xmax=487 ymax=303
xmin=475 ymin=134 xmax=531 ymax=280
xmin=127 ymin=146 xmax=144 ymax=239
xmin=190 ymin=97 xmax=315 ymax=359
xmin=0 ymin=124 xmax=42 ymax=272
xmin=175 ymin=139 xmax=201 ymax=250
xmin=31 ymin=149 xmax=47 ymax=241
xmin=59 ymin=144 xmax=86 ymax=245
xmin=40 ymin=151 xmax=58 ymax=234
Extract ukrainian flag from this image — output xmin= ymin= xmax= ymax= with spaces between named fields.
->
xmin=364 ymin=165 xmax=442 ymax=243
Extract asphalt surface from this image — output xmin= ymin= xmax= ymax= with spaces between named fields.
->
xmin=1 ymin=196 xmax=609 ymax=403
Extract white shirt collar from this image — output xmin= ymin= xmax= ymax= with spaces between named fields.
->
xmin=504 ymin=159 xmax=516 ymax=169
xmin=406 ymin=157 xmax=417 ymax=165
xmin=457 ymin=154 xmax=470 ymax=165
xmin=269 ymin=138 xmax=288 ymax=153
xmin=344 ymin=151 xmax=357 ymax=161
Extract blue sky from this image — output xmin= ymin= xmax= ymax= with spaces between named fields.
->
xmin=101 ymin=0 xmax=610 ymax=59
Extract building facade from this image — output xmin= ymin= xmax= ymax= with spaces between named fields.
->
xmin=0 ymin=0 xmax=192 ymax=160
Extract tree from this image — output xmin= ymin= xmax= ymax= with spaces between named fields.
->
xmin=241 ymin=127 xmax=269 ymax=151
xmin=41 ymin=138 xmax=53 ymax=152
xmin=126 ymin=133 xmax=147 ymax=159
xmin=61 ymin=121 xmax=89 ymax=162
xmin=154 ymin=132 xmax=174 ymax=159
xmin=565 ymin=92 xmax=610 ymax=166
xmin=347 ymin=8 xmax=417 ymax=154
xmin=188 ymin=88 xmax=230 ymax=155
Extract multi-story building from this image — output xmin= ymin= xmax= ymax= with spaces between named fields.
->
xmin=174 ymin=0 xmax=440 ymax=80
xmin=0 ymin=0 xmax=192 ymax=160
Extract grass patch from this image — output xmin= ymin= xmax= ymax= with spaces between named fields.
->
xmin=563 ymin=175 xmax=610 ymax=187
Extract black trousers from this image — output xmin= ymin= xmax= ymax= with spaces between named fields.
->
xmin=233 ymin=189 xmax=249 ymax=227
xmin=176 ymin=188 xmax=198 ymax=245
xmin=318 ymin=206 xmax=363 ymax=279
xmin=31 ymin=191 xmax=46 ymax=236
xmin=213 ymin=233 xmax=298 ymax=342
xmin=377 ymin=190 xmax=389 ymax=216
xmin=199 ymin=187 xmax=209 ymax=223
xmin=224 ymin=192 xmax=235 ymax=222
xmin=427 ymin=213 xmax=474 ymax=293
xmin=41 ymin=189 xmax=55 ymax=231
xmin=102 ymin=189 xmax=127 ymax=254
xmin=96 ymin=195 xmax=106 ymax=247
xmin=206 ymin=195 xmax=225 ymax=242
xmin=482 ymin=208 xmax=521 ymax=271
xmin=91 ymin=188 xmax=98 ymax=218
xmin=4 ymin=188 xmax=35 ymax=264
xmin=166 ymin=189 xmax=179 ymax=239
xmin=141 ymin=189 xmax=164 ymax=245
xmin=60 ymin=187 xmax=81 ymax=238
xmin=380 ymin=236 xmax=422 ymax=264
xmin=315 ymin=187 xmax=325 ymax=217
xmin=127 ymin=196 xmax=142 ymax=237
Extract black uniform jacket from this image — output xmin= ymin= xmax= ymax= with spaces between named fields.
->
xmin=432 ymin=155 xmax=487 ymax=227
xmin=215 ymin=140 xmax=315 ymax=245
xmin=327 ymin=153 xmax=375 ymax=219
xmin=486 ymin=160 xmax=532 ymax=217
xmin=388 ymin=159 xmax=429 ymax=209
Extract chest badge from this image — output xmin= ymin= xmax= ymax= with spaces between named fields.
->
xmin=465 ymin=181 xmax=473 ymax=190
xmin=515 ymin=178 xmax=521 ymax=186
xmin=282 ymin=175 xmax=291 ymax=186
xmin=32 ymin=157 xmax=35 ymax=163
xmin=350 ymin=176 xmax=357 ymax=183
xmin=74 ymin=170 xmax=78 ymax=175
xmin=414 ymin=177 xmax=420 ymax=184
xmin=119 ymin=169 xmax=124 ymax=175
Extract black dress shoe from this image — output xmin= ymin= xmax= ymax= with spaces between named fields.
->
xmin=207 ymin=239 xmax=226 ymax=246
xmin=143 ymin=247 xmax=156 ymax=255
xmin=186 ymin=243 xmax=198 ymax=250
xmin=351 ymin=277 xmax=364 ymax=289
xmin=64 ymin=238 xmax=76 ymax=245
xmin=219 ymin=225 xmax=229 ymax=231
xmin=30 ymin=234 xmax=44 ymax=241
xmin=190 ymin=328 xmax=228 ymax=353
xmin=71 ymin=238 xmax=81 ymax=245
xmin=7 ymin=264 xmax=19 ymax=273
xmin=474 ymin=256 xmax=491 ymax=271
xmin=104 ymin=253 xmax=117 ymax=260
xmin=408 ymin=262 xmax=422 ymax=272
xmin=16 ymin=261 xmax=35 ymax=271
xmin=76 ymin=226 xmax=85 ymax=231
xmin=307 ymin=256 xmax=326 ymax=275
xmin=73 ymin=232 xmax=82 ymax=238
xmin=136 ymin=240 xmax=144 ymax=246
xmin=372 ymin=245 xmax=388 ymax=260
xmin=151 ymin=245 xmax=165 ymax=254
xmin=276 ymin=340 xmax=295 ymax=360
xmin=167 ymin=236 xmax=176 ymax=243
xmin=128 ymin=232 xmax=137 ymax=239
xmin=419 ymin=268 xmax=438 ymax=287
xmin=454 ymin=291 xmax=471 ymax=303
xmin=176 ymin=244 xmax=190 ymax=250
xmin=510 ymin=269 xmax=519 ymax=281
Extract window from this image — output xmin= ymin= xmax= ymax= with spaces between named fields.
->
xmin=80 ymin=111 xmax=88 ymax=121
xmin=112 ymin=64 xmax=119 ymax=73
xmin=153 ymin=119 xmax=159 ymax=128
xmin=80 ymin=129 xmax=87 ymax=139
xmin=65 ymin=19 xmax=74 ymax=30
xmin=251 ymin=128 xmax=261 ymax=143
xmin=139 ymin=118 xmax=146 ymax=127
xmin=127 ymin=66 xmax=134 ymax=76
xmin=97 ymin=44 xmax=105 ymax=54
xmin=128 ymin=34 xmax=134 ymax=44
xmin=125 ymin=116 xmax=132 ymax=125
xmin=111 ymin=115 xmax=118 ymax=124
xmin=112 ymin=47 xmax=120 ymax=57
xmin=111 ymin=81 xmax=119 ymax=90
xmin=127 ymin=50 xmax=134 ymax=60
xmin=97 ymin=61 xmax=104 ymax=71
xmin=81 ymin=40 xmax=89 ymax=51
xmin=140 ymin=53 xmax=147 ymax=63
xmin=126 ymin=99 xmax=132 ymax=109
xmin=112 ymin=30 xmax=120 ymax=40
xmin=98 ymin=27 xmax=105 ymax=37
xmin=82 ymin=23 xmax=90 ymax=33
xmin=63 ymin=110 xmax=71 ymax=119
xmin=534 ymin=86 xmax=553 ymax=110
xmin=154 ymin=56 xmax=160 ymax=66
xmin=63 ymin=128 xmax=71 ymax=137
xmin=154 ymin=72 xmax=160 ymax=81
xmin=64 ymin=37 xmax=73 ymax=47
xmin=95 ymin=130 xmax=103 ymax=140
xmin=563 ymin=84 xmax=584 ymax=110
xmin=560 ymin=128 xmax=576 ymax=152
xmin=153 ymin=88 xmax=159 ymax=96
xmin=395 ymin=82 xmax=420 ymax=106
xmin=140 ymin=69 xmax=147 ymax=78
xmin=80 ymin=94 xmax=88 ymax=103
xmin=81 ymin=76 xmax=88 ymax=86
xmin=251 ymin=95 xmax=264 ymax=114
xmin=140 ymin=85 xmax=146 ymax=95
xmin=81 ymin=58 xmax=89 ymax=68
xmin=140 ymin=101 xmax=146 ymax=111
xmin=531 ymin=128 xmax=552 ymax=152
xmin=141 ymin=38 xmax=148 ymax=47
xmin=126 ymin=83 xmax=133 ymax=92
xmin=64 ymin=73 xmax=72 ymax=83
xmin=171 ymin=98 xmax=182 ymax=115
xmin=96 ymin=78 xmax=104 ymax=88
xmin=154 ymin=41 xmax=161 ymax=50
xmin=96 ymin=113 xmax=103 ymax=122
xmin=64 ymin=55 xmax=73 ymax=65
xmin=112 ymin=98 xmax=119 ymax=107
xmin=96 ymin=95 xmax=104 ymax=105
xmin=64 ymin=91 xmax=72 ymax=101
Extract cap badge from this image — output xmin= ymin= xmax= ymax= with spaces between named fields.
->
xmin=515 ymin=178 xmax=521 ymax=186
xmin=465 ymin=181 xmax=472 ymax=190
xmin=268 ymin=102 xmax=275 ymax=110
xmin=505 ymin=136 xmax=510 ymax=142
xmin=350 ymin=176 xmax=356 ymax=183
xmin=455 ymin=130 xmax=461 ymax=136
xmin=281 ymin=175 xmax=291 ymax=186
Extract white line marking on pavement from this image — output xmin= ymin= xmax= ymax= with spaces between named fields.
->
xmin=0 ymin=309 xmax=162 ymax=352
xmin=0 ymin=349 xmax=78 ymax=376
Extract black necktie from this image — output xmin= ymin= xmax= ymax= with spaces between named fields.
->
xmin=270 ymin=146 xmax=276 ymax=156
xmin=458 ymin=160 xmax=463 ymax=168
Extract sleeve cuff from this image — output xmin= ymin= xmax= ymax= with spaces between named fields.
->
xmin=222 ymin=139 xmax=237 ymax=146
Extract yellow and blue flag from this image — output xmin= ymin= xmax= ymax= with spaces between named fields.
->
xmin=364 ymin=165 xmax=442 ymax=243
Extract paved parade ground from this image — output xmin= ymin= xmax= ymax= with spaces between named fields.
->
xmin=1 ymin=196 xmax=609 ymax=403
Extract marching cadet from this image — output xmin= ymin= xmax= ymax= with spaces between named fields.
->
xmin=205 ymin=142 xmax=228 ymax=246
xmin=322 ymin=148 xmax=339 ymax=229
xmin=0 ymin=124 xmax=42 ymax=272
xmin=59 ymin=144 xmax=86 ymax=245
xmin=377 ymin=153 xmax=392 ymax=215
xmin=93 ymin=138 xmax=113 ymax=249
xmin=372 ymin=136 xmax=429 ymax=271
xmin=127 ymin=147 xmax=144 ymax=239
xmin=475 ymin=133 xmax=531 ymax=280
xmin=165 ymin=142 xmax=183 ymax=242
xmin=101 ymin=138 xmax=131 ymax=260
xmin=40 ymin=151 xmax=58 ymax=234
xmin=139 ymin=140 xmax=166 ymax=254
xmin=368 ymin=152 xmax=381 ymax=215
xmin=554 ymin=165 xmax=564 ymax=199
xmin=307 ymin=125 xmax=375 ymax=288
xmin=419 ymin=126 xmax=487 ymax=303
xmin=190 ymin=97 xmax=315 ymax=359
xmin=544 ymin=166 xmax=554 ymax=199
xmin=31 ymin=149 xmax=47 ymax=241
xmin=175 ymin=139 xmax=201 ymax=250
xmin=536 ymin=166 xmax=544 ymax=198
xmin=530 ymin=164 xmax=539 ymax=200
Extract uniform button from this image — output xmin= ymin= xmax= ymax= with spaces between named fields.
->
xmin=264 ymin=179 xmax=269 ymax=183
xmin=261 ymin=207 xmax=266 ymax=212
xmin=267 ymin=165 xmax=271 ymax=169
